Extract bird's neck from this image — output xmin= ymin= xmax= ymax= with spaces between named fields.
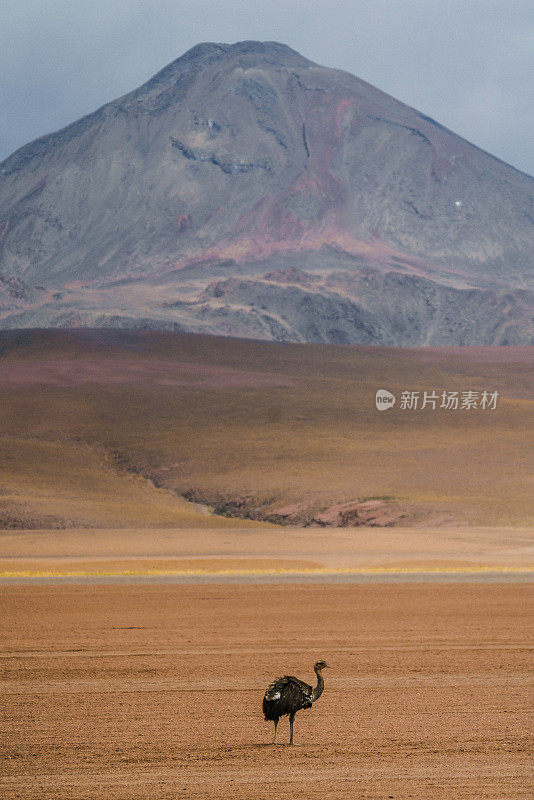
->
xmin=312 ymin=669 xmax=325 ymax=701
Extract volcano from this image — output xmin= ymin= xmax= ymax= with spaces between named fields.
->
xmin=0 ymin=41 xmax=532 ymax=344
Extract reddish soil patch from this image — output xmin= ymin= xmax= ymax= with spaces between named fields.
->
xmin=0 ymin=582 xmax=531 ymax=799
xmin=0 ymin=359 xmax=294 ymax=389
xmin=312 ymin=498 xmax=405 ymax=527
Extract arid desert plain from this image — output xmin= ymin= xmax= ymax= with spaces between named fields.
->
xmin=0 ymin=331 xmax=533 ymax=799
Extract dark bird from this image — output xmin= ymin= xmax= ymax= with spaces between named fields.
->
xmin=262 ymin=659 xmax=330 ymax=744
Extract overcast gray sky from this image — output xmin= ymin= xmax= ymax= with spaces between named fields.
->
xmin=1 ymin=0 xmax=533 ymax=175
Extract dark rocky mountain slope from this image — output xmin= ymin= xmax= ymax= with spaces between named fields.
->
xmin=0 ymin=41 xmax=533 ymax=343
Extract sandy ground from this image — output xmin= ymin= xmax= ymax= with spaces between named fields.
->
xmin=1 ymin=526 xmax=532 ymax=579
xmin=0 ymin=581 xmax=532 ymax=799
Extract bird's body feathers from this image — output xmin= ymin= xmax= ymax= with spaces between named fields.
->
xmin=263 ymin=675 xmax=314 ymax=721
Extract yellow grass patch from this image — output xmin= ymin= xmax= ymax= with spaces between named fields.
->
xmin=2 ymin=566 xmax=531 ymax=579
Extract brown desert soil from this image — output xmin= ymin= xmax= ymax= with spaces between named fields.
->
xmin=0 ymin=359 xmax=295 ymax=389
xmin=1 ymin=332 xmax=533 ymax=528
xmin=392 ymin=345 xmax=534 ymax=365
xmin=1 ymin=581 xmax=532 ymax=799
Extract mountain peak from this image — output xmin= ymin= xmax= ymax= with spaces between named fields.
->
xmin=146 ymin=40 xmax=315 ymax=88
xmin=0 ymin=41 xmax=532 ymax=344
xmin=180 ymin=40 xmax=313 ymax=65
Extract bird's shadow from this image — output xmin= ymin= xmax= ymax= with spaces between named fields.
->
xmin=221 ymin=743 xmax=299 ymax=752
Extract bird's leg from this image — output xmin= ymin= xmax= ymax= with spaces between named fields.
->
xmin=289 ymin=713 xmax=295 ymax=745
xmin=273 ymin=719 xmax=278 ymax=744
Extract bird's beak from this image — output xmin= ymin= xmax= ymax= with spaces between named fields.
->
xmin=325 ymin=663 xmax=331 ymax=668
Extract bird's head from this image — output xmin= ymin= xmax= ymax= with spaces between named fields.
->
xmin=314 ymin=659 xmax=330 ymax=672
